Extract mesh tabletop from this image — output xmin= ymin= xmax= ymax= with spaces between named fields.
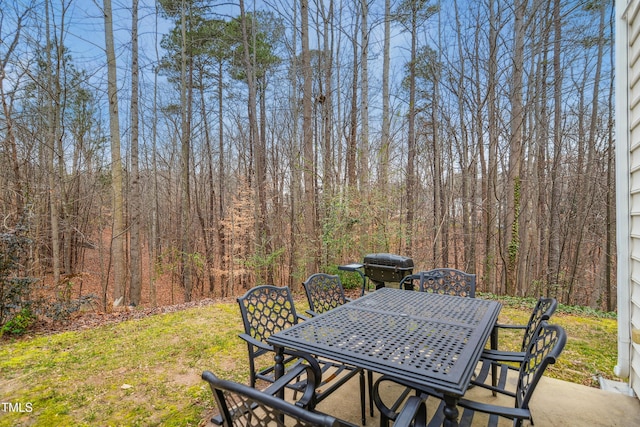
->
xmin=268 ymin=288 xmax=501 ymax=395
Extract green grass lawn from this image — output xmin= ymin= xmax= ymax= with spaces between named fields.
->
xmin=0 ymin=296 xmax=618 ymax=426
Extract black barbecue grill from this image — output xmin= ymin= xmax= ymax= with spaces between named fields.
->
xmin=339 ymin=253 xmax=414 ymax=295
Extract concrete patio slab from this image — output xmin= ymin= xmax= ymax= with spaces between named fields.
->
xmin=315 ymin=374 xmax=640 ymax=426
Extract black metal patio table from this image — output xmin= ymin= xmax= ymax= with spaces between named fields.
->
xmin=267 ymin=287 xmax=502 ymax=427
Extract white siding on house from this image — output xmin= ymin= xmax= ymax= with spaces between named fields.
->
xmin=622 ymin=0 xmax=640 ymax=400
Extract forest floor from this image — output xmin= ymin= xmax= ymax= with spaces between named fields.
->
xmin=20 ymin=227 xmax=234 ymax=337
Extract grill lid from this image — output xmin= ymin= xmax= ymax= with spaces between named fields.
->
xmin=363 ymin=253 xmax=414 ymax=285
xmin=363 ymin=253 xmax=414 ymax=269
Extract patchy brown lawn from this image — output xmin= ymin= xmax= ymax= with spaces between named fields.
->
xmin=0 ymin=294 xmax=618 ymax=426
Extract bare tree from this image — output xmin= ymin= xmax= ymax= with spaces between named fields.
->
xmin=320 ymin=0 xmax=335 ymax=199
xmin=504 ymin=0 xmax=526 ymax=295
xmin=301 ymin=0 xmax=317 ymax=276
xmin=394 ymin=0 xmax=438 ymax=257
xmin=484 ymin=0 xmax=500 ymax=293
xmin=347 ymin=12 xmax=359 ymax=191
xmin=547 ymin=0 xmax=562 ymax=296
xmin=149 ymin=0 xmax=162 ymax=307
xmin=179 ymin=0 xmax=193 ymax=302
xmin=0 ymin=3 xmax=32 ymax=220
xmin=45 ymin=0 xmax=61 ymax=289
xmin=379 ymin=0 xmax=391 ymax=195
xmin=359 ymin=0 xmax=370 ymax=189
xmin=103 ymin=0 xmax=126 ymax=306
xmin=129 ymin=0 xmax=142 ymax=306
xmin=0 ymin=0 xmax=617 ymax=311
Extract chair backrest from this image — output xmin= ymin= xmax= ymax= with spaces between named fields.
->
xmin=202 ymin=370 xmax=346 ymax=427
xmin=418 ymin=268 xmax=476 ymax=298
xmin=237 ymin=285 xmax=298 ymax=344
xmin=520 ymin=297 xmax=558 ymax=352
xmin=516 ymin=322 xmax=566 ymax=411
xmin=303 ymin=273 xmax=347 ymax=315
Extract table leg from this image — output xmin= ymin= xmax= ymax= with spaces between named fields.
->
xmin=273 ymin=345 xmax=285 ymax=399
xmin=442 ymin=394 xmax=459 ymax=427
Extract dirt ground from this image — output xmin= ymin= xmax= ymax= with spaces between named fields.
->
xmin=10 ymin=230 xmax=364 ymax=338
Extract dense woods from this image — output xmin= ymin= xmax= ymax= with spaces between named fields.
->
xmin=0 ymin=0 xmax=615 ymax=321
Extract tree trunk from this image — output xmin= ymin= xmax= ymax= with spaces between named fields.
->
xmin=129 ymin=0 xmax=142 ymax=306
xmin=217 ymin=59 xmax=226 ymax=292
xmin=380 ymin=0 xmax=391 ymax=201
xmin=605 ymin=7 xmax=615 ymax=312
xmin=301 ymin=0 xmax=317 ymax=276
xmin=484 ymin=0 xmax=499 ymax=293
xmin=239 ymin=0 xmax=271 ymax=284
xmin=45 ymin=1 xmax=61 ymax=290
xmin=321 ymin=0 xmax=334 ymax=199
xmin=359 ymin=0 xmax=369 ymax=190
xmin=405 ymin=7 xmax=417 ymax=257
xmin=347 ymin=13 xmax=359 ymax=191
xmin=288 ymin=1 xmax=300 ymax=287
xmin=544 ymin=0 xmax=561 ymax=298
xmin=179 ymin=1 xmax=192 ymax=302
xmin=103 ymin=0 xmax=126 ymax=306
xmin=197 ymin=76 xmax=215 ymax=294
xmin=504 ymin=0 xmax=525 ymax=296
xmin=149 ymin=1 xmax=161 ymax=307
xmin=454 ymin=0 xmax=473 ymax=272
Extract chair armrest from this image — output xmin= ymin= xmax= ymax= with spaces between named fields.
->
xmin=373 ymin=375 xmax=434 ymax=422
xmin=345 ymin=297 xmax=353 ymax=303
xmin=393 ymin=396 xmax=428 ymax=427
xmin=238 ymin=333 xmax=273 ymax=352
xmin=297 ymin=313 xmax=310 ymax=322
xmin=238 ymin=333 xmax=324 ymax=407
xmin=305 ymin=309 xmax=319 ymax=317
xmin=262 ymin=363 xmax=319 ymax=409
xmin=490 ymin=323 xmax=526 ymax=350
xmin=494 ymin=323 xmax=526 ymax=330
xmin=284 ymin=348 xmax=323 ymax=384
xmin=457 ymin=397 xmax=531 ymax=421
xmin=469 ymin=378 xmax=517 ymax=398
xmin=239 ymin=331 xmax=324 ymax=379
xmin=481 ymin=349 xmax=526 ymax=363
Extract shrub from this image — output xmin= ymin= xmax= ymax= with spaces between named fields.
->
xmin=0 ymin=307 xmax=34 ymax=336
xmin=0 ymin=229 xmax=37 ymax=332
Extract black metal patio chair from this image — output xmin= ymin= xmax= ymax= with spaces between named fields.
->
xmin=373 ymin=322 xmax=567 ymax=427
xmin=237 ymin=285 xmax=367 ymax=424
xmin=203 ymin=367 xmax=429 ymax=427
xmin=479 ymin=297 xmax=558 ymax=393
xmin=302 ymin=273 xmax=351 ymax=317
xmin=399 ymin=268 xmax=476 ymax=297
xmin=486 ymin=296 xmax=558 ymax=357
